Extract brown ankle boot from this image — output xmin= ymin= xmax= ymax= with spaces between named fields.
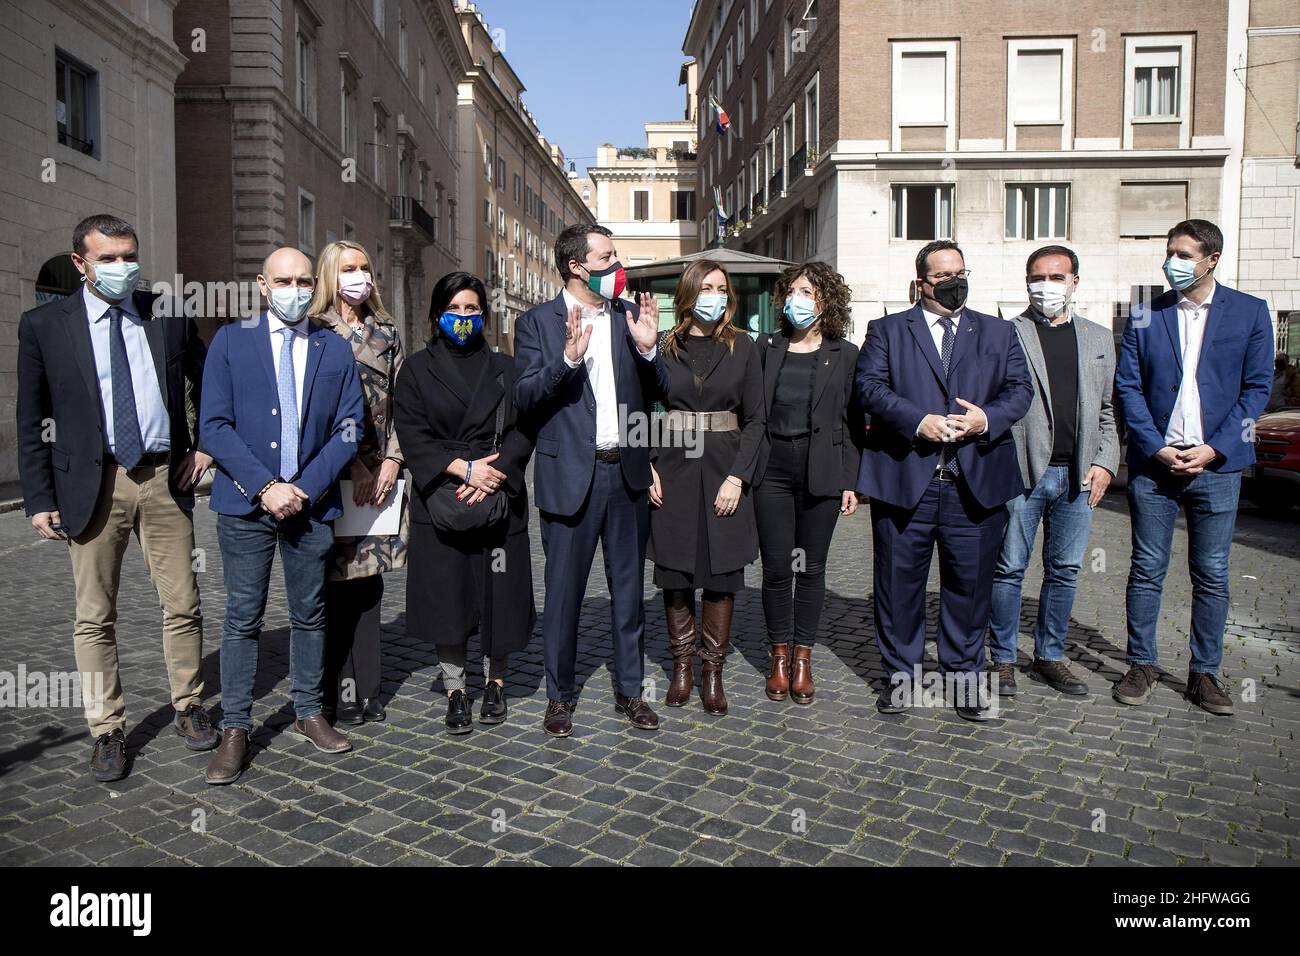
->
xmin=790 ymin=645 xmax=814 ymax=704
xmin=766 ymin=642 xmax=791 ymax=701
xmin=663 ymin=590 xmax=696 ymax=707
xmin=699 ymin=593 xmax=734 ymax=715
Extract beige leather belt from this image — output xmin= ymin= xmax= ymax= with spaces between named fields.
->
xmin=663 ymin=409 xmax=739 ymax=432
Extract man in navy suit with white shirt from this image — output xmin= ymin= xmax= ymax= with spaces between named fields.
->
xmin=1113 ymin=219 xmax=1273 ymax=716
xmin=514 ymin=224 xmax=669 ymax=737
xmin=200 ymin=247 xmax=363 ymax=783
xmin=856 ymin=240 xmax=1033 ymax=721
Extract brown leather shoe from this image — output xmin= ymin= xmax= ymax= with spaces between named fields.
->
xmin=991 ymin=662 xmax=1018 ymax=697
xmin=1186 ymin=671 xmax=1234 ymax=716
xmin=543 ymin=699 xmax=574 ymax=737
xmin=1031 ymin=658 xmax=1088 ymax=696
xmin=291 ymin=714 xmax=353 ymax=753
xmin=205 ymin=728 xmax=248 ymax=785
xmin=615 ymin=694 xmax=660 ymax=730
xmin=90 ymin=728 xmax=128 ymax=782
xmin=1113 ymin=664 xmax=1159 ymax=706
xmin=699 ymin=593 xmax=733 ymax=715
xmin=663 ymin=589 xmax=696 ymax=707
xmin=765 ymin=642 xmax=791 ymax=701
xmin=790 ymin=645 xmax=814 ymax=704
xmin=174 ymin=703 xmax=221 ymax=751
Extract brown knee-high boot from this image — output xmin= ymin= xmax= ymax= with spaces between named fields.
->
xmin=699 ymin=591 xmax=734 ymax=715
xmin=663 ymin=589 xmax=696 ymax=707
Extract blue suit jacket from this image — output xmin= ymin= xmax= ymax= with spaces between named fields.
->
xmin=855 ymin=304 xmax=1033 ymax=510
xmin=513 ymin=293 xmax=670 ymax=517
xmin=1115 ymin=284 xmax=1273 ymax=473
xmin=200 ymin=313 xmax=363 ymax=520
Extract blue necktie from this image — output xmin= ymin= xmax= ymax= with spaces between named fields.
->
xmin=277 ymin=327 xmax=300 ymax=480
xmin=938 ymin=316 xmax=959 ymax=476
xmin=107 ymin=305 xmax=144 ymax=470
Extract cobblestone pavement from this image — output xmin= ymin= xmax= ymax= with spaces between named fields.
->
xmin=0 ymin=485 xmax=1297 ymax=867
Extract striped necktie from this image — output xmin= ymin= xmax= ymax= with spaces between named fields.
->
xmin=938 ymin=316 xmax=958 ymax=476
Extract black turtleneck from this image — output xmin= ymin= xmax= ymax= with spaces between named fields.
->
xmin=440 ymin=334 xmax=489 ymax=392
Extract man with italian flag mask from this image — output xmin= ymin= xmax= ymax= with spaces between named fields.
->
xmin=514 ymin=223 xmax=669 ymax=739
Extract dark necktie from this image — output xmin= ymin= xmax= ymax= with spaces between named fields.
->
xmin=938 ymin=316 xmax=958 ymax=476
xmin=107 ymin=305 xmax=144 ymax=470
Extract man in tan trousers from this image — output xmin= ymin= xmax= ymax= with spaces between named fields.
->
xmin=16 ymin=214 xmax=218 ymax=782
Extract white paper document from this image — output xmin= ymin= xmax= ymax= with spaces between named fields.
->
xmin=335 ymin=480 xmax=404 ymax=537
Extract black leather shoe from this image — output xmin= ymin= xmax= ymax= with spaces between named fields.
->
xmin=614 ymin=694 xmax=659 ymax=730
xmin=991 ymin=662 xmax=1018 ymax=697
xmin=954 ymin=700 xmax=996 ymax=722
xmin=543 ymin=699 xmax=574 ymax=738
xmin=1030 ymin=659 xmax=1089 ymax=696
xmin=90 ymin=728 xmax=128 ymax=782
xmin=479 ymin=682 xmax=507 ymax=724
xmin=336 ymin=701 xmax=365 ymax=726
xmin=445 ymin=690 xmax=473 ymax=735
xmin=361 ymin=698 xmax=386 ymax=722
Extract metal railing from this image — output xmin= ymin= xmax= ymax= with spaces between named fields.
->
xmin=389 ymin=195 xmax=435 ymax=242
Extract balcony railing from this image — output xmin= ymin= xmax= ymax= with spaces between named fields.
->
xmin=389 ymin=195 xmax=435 ymax=243
xmin=768 ymin=168 xmax=784 ymax=199
xmin=787 ymin=143 xmax=806 ymax=184
xmin=752 ymin=189 xmax=765 ymax=213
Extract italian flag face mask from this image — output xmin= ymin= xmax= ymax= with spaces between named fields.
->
xmin=582 ymin=260 xmax=626 ymax=300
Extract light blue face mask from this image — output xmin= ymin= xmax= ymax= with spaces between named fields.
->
xmin=1163 ymin=255 xmax=1207 ymax=292
xmin=270 ymin=286 xmax=313 ymax=324
xmin=87 ymin=260 xmax=141 ymax=300
xmin=783 ymin=294 xmax=818 ymax=329
xmin=693 ymin=292 xmax=728 ymax=325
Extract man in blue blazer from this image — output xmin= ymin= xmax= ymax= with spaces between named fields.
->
xmin=856 ymin=240 xmax=1033 ymax=721
xmin=199 ymin=247 xmax=363 ymax=783
xmin=514 ymin=224 xmax=669 ymax=737
xmin=1113 ymin=219 xmax=1273 ymax=716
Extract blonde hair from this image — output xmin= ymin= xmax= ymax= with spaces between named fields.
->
xmin=665 ymin=259 xmax=739 ymax=360
xmin=308 ymin=239 xmax=395 ymax=323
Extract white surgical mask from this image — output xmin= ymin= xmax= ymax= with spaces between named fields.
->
xmin=86 ymin=260 xmax=141 ymax=300
xmin=270 ymin=287 xmax=313 ymax=324
xmin=1028 ymin=280 xmax=1071 ymax=319
xmin=693 ymin=292 xmax=728 ymax=325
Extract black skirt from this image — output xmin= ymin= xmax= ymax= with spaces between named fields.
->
xmin=653 ymin=493 xmax=745 ymax=593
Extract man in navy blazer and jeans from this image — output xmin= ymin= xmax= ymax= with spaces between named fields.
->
xmin=1114 ymin=219 xmax=1273 ymax=716
xmin=856 ymin=240 xmax=1033 ymax=721
xmin=514 ymin=224 xmax=669 ymax=737
xmin=200 ymin=247 xmax=363 ymax=783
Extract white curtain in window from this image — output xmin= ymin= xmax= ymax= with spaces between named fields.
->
xmin=897 ymin=52 xmax=946 ymax=124
xmin=1015 ymin=51 xmax=1062 ymax=123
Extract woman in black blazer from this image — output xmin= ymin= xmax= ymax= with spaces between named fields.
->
xmin=753 ymin=262 xmax=867 ymax=705
xmin=649 ymin=259 xmax=765 ymax=716
xmin=392 ymin=272 xmax=536 ymax=734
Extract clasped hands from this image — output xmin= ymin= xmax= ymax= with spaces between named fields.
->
xmin=918 ymin=398 xmax=987 ymax=444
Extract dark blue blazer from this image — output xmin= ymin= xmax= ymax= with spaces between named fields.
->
xmin=1115 ymin=284 xmax=1273 ymax=473
xmin=200 ymin=312 xmax=363 ymax=521
xmin=855 ymin=304 xmax=1033 ymax=510
xmin=513 ymin=293 xmax=670 ymax=517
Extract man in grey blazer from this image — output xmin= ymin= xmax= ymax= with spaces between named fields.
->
xmin=987 ymin=246 xmax=1120 ymax=696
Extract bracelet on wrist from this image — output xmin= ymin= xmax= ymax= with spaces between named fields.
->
xmin=465 ymin=460 xmax=473 ymax=484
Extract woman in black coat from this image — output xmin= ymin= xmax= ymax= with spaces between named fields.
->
xmin=392 ymin=272 xmax=536 ymax=734
xmin=753 ymin=262 xmax=867 ymax=705
xmin=649 ymin=258 xmax=765 ymax=716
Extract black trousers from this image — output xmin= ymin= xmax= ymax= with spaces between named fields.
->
xmin=323 ymin=574 xmax=385 ymax=706
xmin=754 ymin=435 xmax=842 ymax=647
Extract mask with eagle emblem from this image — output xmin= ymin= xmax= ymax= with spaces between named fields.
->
xmin=438 ymin=310 xmax=483 ymax=345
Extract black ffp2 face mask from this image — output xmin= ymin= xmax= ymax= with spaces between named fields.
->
xmin=931 ymin=276 xmax=969 ymax=313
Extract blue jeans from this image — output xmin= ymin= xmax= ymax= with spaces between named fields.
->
xmin=1125 ymin=465 xmax=1241 ymax=674
xmin=216 ymin=511 xmax=334 ymax=731
xmin=989 ymin=465 xmax=1096 ymax=663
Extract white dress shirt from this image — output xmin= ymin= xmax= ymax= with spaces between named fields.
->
xmin=267 ymin=310 xmax=309 ymax=425
xmin=921 ymin=304 xmax=963 ymax=354
xmin=1164 ymin=281 xmax=1215 ymax=448
xmin=83 ymin=285 xmax=170 ymax=454
xmin=561 ymin=290 xmax=656 ymax=450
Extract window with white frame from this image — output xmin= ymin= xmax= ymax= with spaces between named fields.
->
xmin=1006 ymin=39 xmax=1074 ymax=150
xmin=766 ymin=43 xmax=775 ymax=97
xmin=750 ymin=151 xmax=762 ymax=205
xmin=764 ymin=131 xmax=777 ymax=192
xmin=737 ymin=97 xmax=745 ymax=140
xmin=804 ymin=73 xmax=820 ymax=153
xmin=891 ymin=41 xmax=958 ymax=151
xmin=782 ymin=103 xmax=797 ymax=169
xmin=418 ymin=54 xmax=425 ymax=103
xmin=726 ymin=39 xmax=733 ymax=86
xmin=735 ymin=172 xmax=745 ymax=213
xmin=783 ymin=14 xmax=794 ymax=74
xmin=297 ymin=189 xmax=315 ymax=254
xmin=737 ymin=11 xmax=745 ymax=63
xmin=398 ymin=14 xmax=408 ymax=73
xmin=372 ymin=0 xmax=384 ymax=31
xmin=339 ymin=72 xmax=355 ymax=157
xmin=751 ymin=77 xmax=759 ymax=122
xmin=749 ymin=0 xmax=758 ymax=40
xmin=1005 ymin=184 xmax=1069 ymax=240
xmin=891 ymin=184 xmax=954 ymax=240
xmin=1123 ymin=36 xmax=1193 ymax=148
xmin=372 ymin=107 xmax=386 ymax=188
